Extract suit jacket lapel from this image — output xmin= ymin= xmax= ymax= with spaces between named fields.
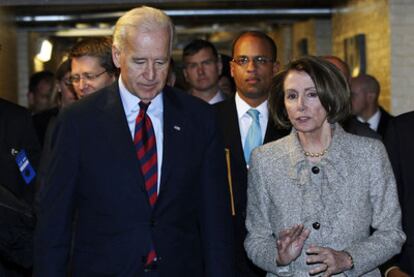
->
xmin=158 ymin=86 xmax=188 ymax=197
xmin=96 ymin=83 xmax=143 ymax=193
xmin=222 ymin=99 xmax=246 ymax=168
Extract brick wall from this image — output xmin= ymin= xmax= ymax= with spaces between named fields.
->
xmin=390 ymin=0 xmax=414 ymax=114
xmin=291 ymin=19 xmax=332 ymax=59
xmin=332 ymin=0 xmax=392 ymax=112
xmin=292 ymin=20 xmax=316 ymax=58
xmin=269 ymin=25 xmax=292 ymax=69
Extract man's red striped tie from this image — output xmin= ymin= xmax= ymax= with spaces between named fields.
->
xmin=134 ymin=101 xmax=158 ymax=265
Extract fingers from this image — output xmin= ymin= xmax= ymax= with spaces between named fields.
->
xmin=278 ymin=224 xmax=305 ymax=240
xmin=298 ymin=227 xmax=311 ymax=243
xmin=308 ymin=262 xmax=328 ymax=276
xmin=306 ymin=247 xmax=344 ymax=276
xmin=276 ymin=224 xmax=310 ymax=266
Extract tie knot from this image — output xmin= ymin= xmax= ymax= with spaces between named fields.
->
xmin=139 ymin=101 xmax=151 ymax=113
xmin=247 ymin=109 xmax=260 ymax=121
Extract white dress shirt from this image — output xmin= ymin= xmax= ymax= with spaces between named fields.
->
xmin=208 ymin=90 xmax=226 ymax=105
xmin=118 ymin=76 xmax=163 ymax=193
xmin=235 ymin=92 xmax=268 ymax=149
xmin=357 ymin=109 xmax=381 ymax=131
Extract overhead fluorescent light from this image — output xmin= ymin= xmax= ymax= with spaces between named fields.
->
xmin=36 ymin=39 xmax=53 ymax=62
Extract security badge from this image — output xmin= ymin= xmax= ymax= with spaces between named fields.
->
xmin=12 ymin=149 xmax=36 ymax=185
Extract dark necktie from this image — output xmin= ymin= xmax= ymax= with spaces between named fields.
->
xmin=134 ymin=101 xmax=158 ymax=265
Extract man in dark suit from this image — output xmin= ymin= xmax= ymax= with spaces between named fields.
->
xmin=215 ymin=31 xmax=289 ymax=277
xmin=0 ymin=98 xmax=40 ymax=276
xmin=350 ymin=74 xmax=393 ymax=138
xmin=34 ymin=6 xmax=234 ymax=277
xmin=383 ymin=111 xmax=414 ymax=277
xmin=322 ymin=56 xmax=381 ymax=140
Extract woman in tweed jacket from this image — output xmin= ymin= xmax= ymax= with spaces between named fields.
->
xmin=245 ymin=56 xmax=405 ymax=277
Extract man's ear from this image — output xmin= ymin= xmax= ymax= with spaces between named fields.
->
xmin=230 ymin=61 xmax=235 ymax=78
xmin=182 ymin=66 xmax=189 ymax=82
xmin=217 ymin=54 xmax=223 ymax=76
xmin=27 ymin=92 xmax=34 ymax=107
xmin=112 ymin=46 xmax=121 ymax=68
xmin=272 ymin=61 xmax=280 ymax=77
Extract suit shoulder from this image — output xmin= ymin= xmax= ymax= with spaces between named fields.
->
xmin=0 ymin=98 xmax=30 ymax=118
xmin=394 ymin=111 xmax=414 ymax=125
xmin=165 ymin=86 xmax=213 ymax=114
xmin=61 ymin=85 xmax=112 ymax=118
xmin=340 ymin=131 xmax=386 ymax=160
xmin=213 ymin=98 xmax=235 ymax=116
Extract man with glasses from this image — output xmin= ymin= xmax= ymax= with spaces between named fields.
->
xmin=69 ymin=37 xmax=118 ymax=99
xmin=215 ymin=31 xmax=289 ymax=277
xmin=182 ymin=39 xmax=226 ymax=104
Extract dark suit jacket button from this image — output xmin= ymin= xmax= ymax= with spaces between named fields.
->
xmin=312 ymin=222 xmax=320 ymax=230
xmin=150 ymin=219 xmax=156 ymax=227
xmin=311 ymin=166 xmax=320 ymax=174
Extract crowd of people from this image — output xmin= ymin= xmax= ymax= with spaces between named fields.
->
xmin=0 ymin=5 xmax=412 ymax=277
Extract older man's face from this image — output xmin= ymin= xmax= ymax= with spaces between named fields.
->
xmin=112 ymin=27 xmax=170 ymax=103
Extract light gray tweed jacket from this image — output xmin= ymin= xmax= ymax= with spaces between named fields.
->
xmin=245 ymin=124 xmax=405 ymax=277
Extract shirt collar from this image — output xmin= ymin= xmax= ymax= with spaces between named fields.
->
xmin=208 ymin=90 xmax=226 ymax=104
xmin=118 ymin=75 xmax=163 ymax=115
xmin=366 ymin=109 xmax=381 ymax=131
xmin=235 ymin=92 xmax=268 ymax=120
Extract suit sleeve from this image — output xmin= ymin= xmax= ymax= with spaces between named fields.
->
xmin=199 ymin=108 xmax=235 ymax=277
xmin=244 ymin=149 xmax=292 ymax=275
xmin=34 ymin=110 xmax=80 ymax=277
xmin=382 ymin=120 xmax=406 ymax=272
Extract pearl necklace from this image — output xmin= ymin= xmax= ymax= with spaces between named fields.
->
xmin=303 ymin=149 xmax=328 ymax=158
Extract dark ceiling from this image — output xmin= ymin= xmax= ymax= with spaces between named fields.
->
xmin=2 ymin=0 xmax=340 ymax=28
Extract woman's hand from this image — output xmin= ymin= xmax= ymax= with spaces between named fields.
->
xmin=275 ymin=224 xmax=310 ymax=266
xmin=306 ymin=246 xmax=353 ymax=276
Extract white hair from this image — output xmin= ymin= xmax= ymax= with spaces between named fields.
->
xmin=113 ymin=6 xmax=175 ymax=52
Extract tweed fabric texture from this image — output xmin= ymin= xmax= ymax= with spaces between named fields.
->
xmin=245 ymin=124 xmax=405 ymax=277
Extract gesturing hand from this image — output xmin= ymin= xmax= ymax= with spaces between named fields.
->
xmin=276 ymin=224 xmax=310 ymax=266
xmin=306 ymin=246 xmax=353 ymax=276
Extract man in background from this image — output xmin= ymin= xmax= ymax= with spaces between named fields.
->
xmin=384 ymin=111 xmax=414 ymax=277
xmin=182 ymin=39 xmax=226 ymax=104
xmin=215 ymin=31 xmax=289 ymax=277
xmin=69 ymin=37 xmax=118 ymax=99
xmin=322 ymin=55 xmax=381 ymax=139
xmin=350 ymin=73 xmax=393 ymax=138
xmin=32 ymin=59 xmax=76 ymax=147
xmin=27 ymin=71 xmax=55 ymax=114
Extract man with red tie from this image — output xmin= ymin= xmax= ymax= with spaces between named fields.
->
xmin=34 ymin=6 xmax=234 ymax=276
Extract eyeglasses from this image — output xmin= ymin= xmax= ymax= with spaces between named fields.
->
xmin=69 ymin=70 xmax=107 ymax=85
xmin=62 ymin=78 xmax=72 ymax=86
xmin=232 ymin=56 xmax=274 ymax=67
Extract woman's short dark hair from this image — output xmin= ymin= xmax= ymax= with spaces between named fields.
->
xmin=269 ymin=55 xmax=350 ymax=129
